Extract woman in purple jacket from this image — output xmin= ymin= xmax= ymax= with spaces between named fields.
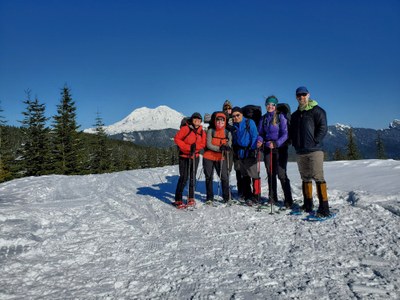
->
xmin=257 ymin=96 xmax=293 ymax=208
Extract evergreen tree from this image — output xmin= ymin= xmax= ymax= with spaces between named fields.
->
xmin=0 ymin=102 xmax=13 ymax=181
xmin=19 ymin=91 xmax=51 ymax=176
xmin=346 ymin=128 xmax=361 ymax=160
xmin=333 ymin=148 xmax=345 ymax=161
xmin=90 ymin=112 xmax=111 ymax=173
xmin=376 ymin=132 xmax=386 ymax=159
xmin=52 ymin=85 xmax=82 ymax=174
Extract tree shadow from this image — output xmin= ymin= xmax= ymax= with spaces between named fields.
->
xmin=136 ymin=175 xmax=208 ymax=205
xmin=136 ymin=174 xmax=222 ymax=205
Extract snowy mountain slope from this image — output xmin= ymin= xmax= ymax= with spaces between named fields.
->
xmin=84 ymin=105 xmax=185 ymax=135
xmin=1 ymin=160 xmax=399 ymax=299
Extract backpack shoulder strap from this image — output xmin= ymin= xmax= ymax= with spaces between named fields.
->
xmin=182 ymin=125 xmax=193 ymax=141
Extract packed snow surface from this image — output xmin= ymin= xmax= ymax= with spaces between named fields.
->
xmin=1 ymin=159 xmax=399 ymax=299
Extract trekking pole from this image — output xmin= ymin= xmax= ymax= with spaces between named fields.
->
xmin=226 ymin=150 xmax=231 ymax=201
xmin=192 ymin=153 xmax=196 ymax=204
xmin=256 ymin=148 xmax=261 ymax=203
xmin=217 ymin=151 xmax=224 ymax=201
xmin=270 ymin=149 xmax=274 ymax=214
xmin=195 ymin=166 xmax=203 ymax=190
xmin=186 ymin=157 xmax=191 ymax=206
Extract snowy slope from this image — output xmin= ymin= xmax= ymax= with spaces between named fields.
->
xmin=1 ymin=160 xmax=399 ymax=299
xmin=84 ymin=105 xmax=185 ymax=135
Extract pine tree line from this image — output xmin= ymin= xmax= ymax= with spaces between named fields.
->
xmin=332 ymin=127 xmax=387 ymax=161
xmin=0 ymin=86 xmax=179 ymax=182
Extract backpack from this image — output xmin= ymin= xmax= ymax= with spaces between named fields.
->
xmin=241 ymin=105 xmax=262 ymax=142
xmin=180 ymin=116 xmax=189 ymax=128
xmin=276 ymin=103 xmax=291 ymax=126
xmin=277 ymin=103 xmax=291 ymax=145
xmin=241 ymin=105 xmax=262 ymax=126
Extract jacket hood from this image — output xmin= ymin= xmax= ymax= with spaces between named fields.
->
xmin=214 ymin=112 xmax=227 ymax=129
xmin=299 ymin=99 xmax=318 ymax=111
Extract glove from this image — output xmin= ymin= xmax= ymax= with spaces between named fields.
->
xmin=219 ymin=145 xmax=231 ymax=152
xmin=190 ymin=143 xmax=196 ymax=155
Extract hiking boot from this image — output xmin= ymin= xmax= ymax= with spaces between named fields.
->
xmin=173 ymin=200 xmax=186 ymax=209
xmin=187 ymin=198 xmax=196 ymax=206
xmin=317 ymin=201 xmax=330 ymax=216
xmin=246 ymin=194 xmax=260 ymax=206
xmin=284 ymin=200 xmax=293 ymax=209
xmin=301 ymin=201 xmax=314 ymax=213
xmin=205 ymin=199 xmax=213 ymax=205
xmin=245 ymin=199 xmax=255 ymax=206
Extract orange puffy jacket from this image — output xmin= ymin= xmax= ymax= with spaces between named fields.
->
xmin=174 ymin=123 xmax=206 ymax=158
xmin=203 ymin=112 xmax=231 ymax=161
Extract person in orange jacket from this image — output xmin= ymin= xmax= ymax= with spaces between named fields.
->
xmin=174 ymin=112 xmax=206 ymax=208
xmin=203 ymin=112 xmax=232 ymax=204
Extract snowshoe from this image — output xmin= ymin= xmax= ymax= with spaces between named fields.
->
xmin=304 ymin=212 xmax=336 ymax=222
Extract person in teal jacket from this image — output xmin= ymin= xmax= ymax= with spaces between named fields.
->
xmin=231 ymin=106 xmax=261 ymax=205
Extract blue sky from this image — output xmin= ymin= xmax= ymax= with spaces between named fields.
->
xmin=1 ymin=0 xmax=399 ymax=130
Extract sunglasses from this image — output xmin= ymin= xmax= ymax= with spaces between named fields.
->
xmin=296 ymin=93 xmax=308 ymax=97
xmin=224 ymin=106 xmax=232 ymax=110
xmin=232 ymin=114 xmax=241 ymax=118
xmin=216 ymin=118 xmax=225 ymax=122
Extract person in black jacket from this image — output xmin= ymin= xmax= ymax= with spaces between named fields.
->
xmin=290 ymin=86 xmax=331 ymax=217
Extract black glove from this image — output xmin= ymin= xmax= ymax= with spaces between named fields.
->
xmin=190 ymin=143 xmax=196 ymax=155
xmin=220 ymin=145 xmax=231 ymax=152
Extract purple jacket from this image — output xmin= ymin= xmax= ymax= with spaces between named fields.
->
xmin=257 ymin=112 xmax=288 ymax=148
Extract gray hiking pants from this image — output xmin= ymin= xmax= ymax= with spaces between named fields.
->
xmin=296 ymin=151 xmax=325 ymax=182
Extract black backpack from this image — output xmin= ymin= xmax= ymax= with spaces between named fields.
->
xmin=276 ymin=103 xmax=291 ymax=126
xmin=180 ymin=116 xmax=189 ymax=128
xmin=241 ymin=105 xmax=262 ymax=126
xmin=277 ymin=103 xmax=291 ymax=145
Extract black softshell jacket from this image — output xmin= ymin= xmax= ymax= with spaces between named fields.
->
xmin=290 ymin=105 xmax=328 ymax=154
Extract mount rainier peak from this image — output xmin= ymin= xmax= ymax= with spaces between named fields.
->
xmin=85 ymin=105 xmax=185 ymax=135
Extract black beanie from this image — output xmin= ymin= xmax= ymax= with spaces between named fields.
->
xmin=231 ymin=106 xmax=242 ymax=114
xmin=191 ymin=112 xmax=202 ymax=121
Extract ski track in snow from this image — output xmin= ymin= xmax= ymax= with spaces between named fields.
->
xmin=0 ymin=160 xmax=399 ymax=299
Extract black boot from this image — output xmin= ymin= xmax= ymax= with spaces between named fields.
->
xmin=316 ymin=181 xmax=330 ymax=216
xmin=236 ymin=170 xmax=243 ymax=198
xmin=302 ymin=181 xmax=313 ymax=212
xmin=281 ymin=179 xmax=293 ymax=208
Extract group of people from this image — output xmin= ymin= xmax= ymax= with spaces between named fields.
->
xmin=173 ymin=86 xmax=331 ymax=217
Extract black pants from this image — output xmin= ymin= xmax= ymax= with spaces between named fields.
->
xmin=263 ymin=146 xmax=293 ymax=203
xmin=175 ymin=156 xmax=199 ymax=201
xmin=203 ymin=158 xmax=230 ymax=201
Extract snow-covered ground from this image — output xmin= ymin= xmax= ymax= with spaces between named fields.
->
xmin=1 ymin=159 xmax=399 ymax=299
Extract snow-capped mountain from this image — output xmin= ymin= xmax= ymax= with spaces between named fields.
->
xmin=389 ymin=119 xmax=400 ymax=129
xmin=324 ymin=121 xmax=400 ymax=159
xmin=84 ymin=105 xmax=185 ymax=135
